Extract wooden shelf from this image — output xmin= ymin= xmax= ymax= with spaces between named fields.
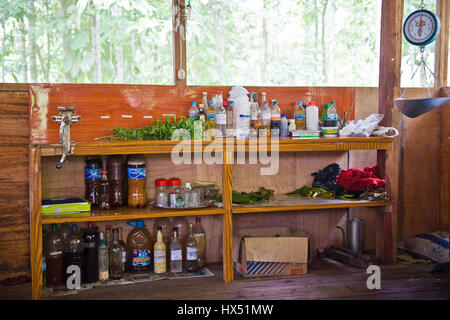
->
xmin=232 ymin=194 xmax=392 ymax=214
xmin=37 ymin=137 xmax=394 ymax=156
xmin=41 ymin=206 xmax=224 ymax=225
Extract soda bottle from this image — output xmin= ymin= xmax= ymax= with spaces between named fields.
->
xmin=98 ymin=231 xmax=109 ymax=282
xmin=107 ymin=156 xmax=126 ymax=207
xmin=270 ymin=101 xmax=281 ymax=137
xmin=64 ymin=224 xmax=83 ymax=283
xmin=250 ymin=93 xmax=261 ymax=138
xmin=127 ymin=156 xmax=147 ymax=208
xmin=206 ymin=100 xmax=217 ymax=131
xmin=82 ymin=222 xmax=99 ymax=283
xmin=109 ymin=229 xmax=124 ymax=280
xmin=45 ymin=224 xmax=65 ymax=288
xmin=294 ymin=101 xmax=306 ymax=130
xmin=189 ymin=101 xmax=199 ymax=120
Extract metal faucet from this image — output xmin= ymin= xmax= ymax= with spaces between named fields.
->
xmin=51 ymin=106 xmax=81 ymax=169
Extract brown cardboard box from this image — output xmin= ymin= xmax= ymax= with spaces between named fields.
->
xmin=233 ymin=227 xmax=309 ymax=278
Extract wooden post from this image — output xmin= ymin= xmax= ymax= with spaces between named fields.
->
xmin=377 ymin=0 xmax=404 ymax=265
xmin=29 ymin=147 xmax=42 ymax=300
xmin=172 ymin=0 xmax=187 ymax=86
xmin=222 ymin=150 xmax=233 ymax=282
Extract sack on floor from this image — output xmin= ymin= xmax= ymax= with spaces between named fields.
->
xmin=398 ymin=231 xmax=449 ymax=264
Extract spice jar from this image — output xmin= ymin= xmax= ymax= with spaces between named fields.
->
xmin=154 ymin=178 xmax=169 ymax=207
xmin=127 ymin=156 xmax=147 ymax=208
xmin=168 ymin=178 xmax=182 ymax=208
xmin=108 ymin=156 xmax=126 ymax=207
xmin=84 ymin=158 xmax=102 ymax=206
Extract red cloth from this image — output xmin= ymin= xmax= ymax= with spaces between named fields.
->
xmin=336 ymin=166 xmax=385 ymax=192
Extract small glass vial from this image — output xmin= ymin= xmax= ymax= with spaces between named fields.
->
xmin=154 ymin=178 xmax=169 ymax=207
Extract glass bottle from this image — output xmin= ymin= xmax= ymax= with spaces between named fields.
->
xmin=98 ymin=169 xmax=111 ymax=210
xmin=172 ymin=216 xmax=188 ymax=267
xmin=82 ymin=222 xmax=99 ymax=283
xmin=170 ymin=227 xmax=183 ymax=273
xmin=153 ymin=217 xmax=172 ymax=262
xmin=189 ymin=101 xmax=199 ymax=120
xmin=154 ymin=178 xmax=169 ymax=207
xmin=168 ymin=178 xmax=183 ymax=208
xmin=98 ymin=231 xmax=109 ymax=282
xmin=154 ymin=227 xmax=167 ymax=274
xmin=260 ymin=100 xmax=271 ymax=137
xmin=294 ymin=101 xmax=306 ymax=130
xmin=45 ymin=224 xmax=65 ymax=288
xmin=193 ymin=217 xmax=206 ymax=268
xmin=109 ymin=229 xmax=124 ymax=280
xmin=64 ymin=224 xmax=83 ymax=283
xmin=105 ymin=224 xmax=112 ymax=248
xmin=185 ymin=223 xmax=199 ymax=272
xmin=117 ymin=227 xmax=126 ymax=272
xmin=198 ymin=104 xmax=206 ymax=122
xmin=270 ymin=100 xmax=281 ymax=137
xmin=202 ymin=92 xmax=209 ymax=109
xmin=226 ymin=100 xmax=234 ymax=137
xmin=250 ymin=93 xmax=261 ymax=138
xmin=216 ymin=99 xmax=227 ymax=138
xmin=321 ymin=104 xmax=329 ymax=124
xmin=181 ymin=182 xmax=192 ymax=208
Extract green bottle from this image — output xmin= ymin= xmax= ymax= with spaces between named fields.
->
xmin=321 ymin=104 xmax=329 ymax=124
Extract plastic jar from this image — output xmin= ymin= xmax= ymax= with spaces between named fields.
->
xmin=154 ymin=178 xmax=169 ymax=207
xmin=84 ymin=159 xmax=102 ymax=205
xmin=168 ymin=178 xmax=182 ymax=208
xmin=108 ymin=156 xmax=126 ymax=207
xmin=127 ymin=156 xmax=147 ymax=208
xmin=306 ymin=101 xmax=319 ymax=131
xmin=126 ymin=220 xmax=152 ymax=273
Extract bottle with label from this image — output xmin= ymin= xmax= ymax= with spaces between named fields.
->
xmin=186 ymin=223 xmax=199 ymax=272
xmin=170 ymin=227 xmax=183 ymax=273
xmin=260 ymin=101 xmax=271 ymax=136
xmin=117 ymin=227 xmax=126 ymax=272
xmin=321 ymin=104 xmax=329 ymax=124
xmin=250 ymin=93 xmax=261 ymax=138
xmin=226 ymin=100 xmax=234 ymax=137
xmin=306 ymin=101 xmax=319 ymax=131
xmin=105 ymin=225 xmax=112 ymax=248
xmin=153 ymin=217 xmax=172 ymax=261
xmin=280 ymin=114 xmax=289 ymax=138
xmin=45 ymin=224 xmax=65 ymax=288
xmin=327 ymin=101 xmax=338 ymax=121
xmin=202 ymin=92 xmax=209 ymax=110
xmin=127 ymin=156 xmax=147 ymax=208
xmin=109 ymin=229 xmax=124 ymax=280
xmin=294 ymin=101 xmax=306 ymax=130
xmin=126 ymin=220 xmax=152 ymax=273
xmin=261 ymin=92 xmax=267 ymax=107
xmin=168 ymin=177 xmax=183 ymax=208
xmin=154 ymin=226 xmax=167 ymax=274
xmin=198 ymin=104 xmax=206 ymax=122
xmin=98 ymin=231 xmax=109 ymax=283
xmin=58 ymin=223 xmax=72 ymax=249
xmin=172 ymin=216 xmax=188 ymax=267
xmin=270 ymin=100 xmax=281 ymax=137
xmin=193 ymin=217 xmax=206 ymax=268
xmin=216 ymin=99 xmax=227 ymax=138
xmin=64 ymin=224 xmax=83 ymax=283
xmin=82 ymin=222 xmax=99 ymax=283
xmin=189 ymin=101 xmax=199 ymax=120
xmin=98 ymin=170 xmax=111 ymax=210
xmin=107 ymin=156 xmax=126 ymax=207
xmin=206 ymin=100 xmax=217 ymax=131
xmin=84 ymin=159 xmax=102 ymax=206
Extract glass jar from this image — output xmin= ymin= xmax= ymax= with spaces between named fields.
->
xmin=127 ymin=156 xmax=147 ymax=208
xmin=168 ymin=178 xmax=182 ymax=208
xmin=154 ymin=178 xmax=169 ymax=207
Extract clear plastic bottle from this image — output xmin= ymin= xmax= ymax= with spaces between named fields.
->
xmin=270 ymin=100 xmax=281 ymax=137
xmin=202 ymin=92 xmax=209 ymax=109
xmin=280 ymin=114 xmax=289 ymax=138
xmin=154 ymin=226 xmax=167 ymax=274
xmin=98 ymin=231 xmax=109 ymax=282
xmin=45 ymin=224 xmax=65 ymax=288
xmin=250 ymin=93 xmax=261 ymax=138
xmin=260 ymin=100 xmax=271 ymax=136
xmin=170 ymin=227 xmax=183 ymax=273
xmin=193 ymin=217 xmax=206 ymax=268
xmin=216 ymin=99 xmax=227 ymax=138
xmin=217 ymin=91 xmax=224 ymax=108
xmin=226 ymin=100 xmax=234 ymax=137
xmin=206 ymin=100 xmax=217 ymax=131
xmin=98 ymin=170 xmax=111 ymax=210
xmin=186 ymin=223 xmax=199 ymax=272
xmin=127 ymin=156 xmax=147 ymax=208
xmin=261 ymin=92 xmax=267 ymax=107
xmin=64 ymin=224 xmax=83 ymax=283
xmin=189 ymin=101 xmax=199 ymax=120
xmin=109 ymin=229 xmax=124 ymax=280
xmin=294 ymin=101 xmax=306 ymax=130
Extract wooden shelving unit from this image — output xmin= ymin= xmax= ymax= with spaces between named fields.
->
xmin=30 ymin=137 xmax=394 ymax=300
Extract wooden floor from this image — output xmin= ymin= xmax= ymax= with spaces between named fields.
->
xmin=1 ymin=259 xmax=449 ymax=300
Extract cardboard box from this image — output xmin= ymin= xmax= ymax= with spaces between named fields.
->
xmin=233 ymin=227 xmax=309 ymax=278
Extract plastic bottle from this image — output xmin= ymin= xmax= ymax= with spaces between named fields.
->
xmin=127 ymin=156 xmax=147 ymax=208
xmin=82 ymin=222 xmax=99 ymax=283
xmin=45 ymin=224 xmax=65 ymax=288
xmin=170 ymin=227 xmax=183 ymax=273
xmin=270 ymin=101 xmax=281 ymax=137
xmin=217 ymin=91 xmax=224 ymax=107
xmin=261 ymin=92 xmax=267 ymax=106
xmin=107 ymin=156 xmax=126 ymax=207
xmin=202 ymin=92 xmax=209 ymax=109
xmin=126 ymin=220 xmax=153 ymax=273
xmin=321 ymin=104 xmax=329 ymax=124
xmin=206 ymin=100 xmax=217 ymax=132
xmin=98 ymin=169 xmax=111 ymax=210
xmin=294 ymin=101 xmax=306 ymax=130
xmin=58 ymin=223 xmax=72 ymax=249
xmin=193 ymin=217 xmax=206 ymax=267
xmin=250 ymin=93 xmax=261 ymax=138
xmin=260 ymin=101 xmax=271 ymax=136
xmin=280 ymin=114 xmax=289 ymax=138
xmin=306 ymin=101 xmax=319 ymax=131
xmin=189 ymin=101 xmax=199 ymax=120
xmin=327 ymin=101 xmax=338 ymax=121
xmin=84 ymin=159 xmax=102 ymax=206
xmin=98 ymin=231 xmax=109 ymax=282
xmin=109 ymin=229 xmax=124 ymax=280
xmin=154 ymin=226 xmax=167 ymax=274
xmin=64 ymin=224 xmax=83 ymax=283
xmin=226 ymin=100 xmax=234 ymax=137
xmin=216 ymin=99 xmax=227 ymax=138
xmin=186 ymin=223 xmax=199 ymax=272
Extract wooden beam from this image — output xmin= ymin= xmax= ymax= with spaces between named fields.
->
xmin=377 ymin=0 xmax=404 ymax=265
xmin=435 ymin=0 xmax=449 ymax=88
xmin=172 ymin=0 xmax=187 ymax=86
xmin=222 ymin=151 xmax=233 ymax=282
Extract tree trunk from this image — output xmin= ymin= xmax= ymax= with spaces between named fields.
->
xmin=321 ymin=0 xmax=329 ymax=84
xmin=262 ymin=1 xmax=268 ymax=84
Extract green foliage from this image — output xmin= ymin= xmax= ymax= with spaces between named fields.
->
xmin=232 ymin=187 xmax=274 ymax=205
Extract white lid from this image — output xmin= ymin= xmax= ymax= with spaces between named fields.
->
xmin=128 ymin=156 xmax=146 ymax=165
xmin=185 ymin=182 xmax=191 ymax=189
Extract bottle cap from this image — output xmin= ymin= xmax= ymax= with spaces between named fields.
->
xmin=99 ymin=231 xmax=105 ymax=240
xmin=218 ymin=91 xmax=222 ymax=94
xmin=308 ymin=102 xmax=315 ymax=106
xmin=325 ymin=104 xmax=329 ymax=108
xmin=87 ymin=222 xmax=94 ymax=228
xmin=229 ymin=100 xmax=234 ymax=105
xmin=273 ymin=101 xmax=278 ymax=105
xmin=196 ymin=217 xmax=201 ymax=223
xmin=209 ymin=100 xmax=214 ymax=105
xmin=106 ymin=225 xmax=111 ymax=230
xmin=202 ymin=92 xmax=207 ymax=95
xmin=281 ymin=114 xmax=287 ymax=118
xmin=223 ymin=101 xmax=229 ymax=106
xmin=155 ymin=178 xmax=169 ymax=186
xmin=264 ymin=101 xmax=268 ymax=104
xmin=101 ymin=169 xmax=107 ymax=175
xmin=297 ymin=101 xmax=302 ymax=105
xmin=71 ymin=224 xmax=77 ymax=231
xmin=157 ymin=226 xmax=162 ymax=231
xmin=330 ymin=101 xmax=335 ymax=104
xmin=199 ymin=104 xmax=204 ymax=109
xmin=169 ymin=178 xmax=181 ymax=186
xmin=185 ymin=182 xmax=191 ymax=189
xmin=127 ymin=156 xmax=146 ymax=166
xmin=173 ymin=227 xmax=178 ymax=232
xmin=192 ymin=101 xmax=197 ymax=106
xmin=51 ymin=224 xmax=58 ymax=231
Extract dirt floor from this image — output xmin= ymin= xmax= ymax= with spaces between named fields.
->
xmin=1 ymin=258 xmax=449 ymax=300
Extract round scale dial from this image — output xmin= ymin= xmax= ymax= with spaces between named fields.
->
xmin=403 ymin=10 xmax=441 ymax=47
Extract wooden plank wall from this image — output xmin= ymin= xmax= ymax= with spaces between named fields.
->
xmin=0 ymin=84 xmax=30 ymax=281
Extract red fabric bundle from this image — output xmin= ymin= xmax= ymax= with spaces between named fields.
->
xmin=336 ymin=165 xmax=385 ymax=192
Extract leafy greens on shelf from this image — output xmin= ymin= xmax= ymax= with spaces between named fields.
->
xmin=232 ymin=187 xmax=275 ymax=205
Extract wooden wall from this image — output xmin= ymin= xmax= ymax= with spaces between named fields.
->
xmin=0 ymin=84 xmax=30 ymax=281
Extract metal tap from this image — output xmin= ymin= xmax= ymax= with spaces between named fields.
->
xmin=51 ymin=106 xmax=81 ymax=169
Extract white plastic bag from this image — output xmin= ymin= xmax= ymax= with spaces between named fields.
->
xmin=339 ymin=114 xmax=384 ymax=137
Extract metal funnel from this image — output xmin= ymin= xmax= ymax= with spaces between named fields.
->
xmin=394 ymin=97 xmax=450 ymax=118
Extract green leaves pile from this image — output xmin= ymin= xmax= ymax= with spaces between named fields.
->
xmin=232 ymin=187 xmax=275 ymax=205
xmin=101 ymin=116 xmax=205 ymax=141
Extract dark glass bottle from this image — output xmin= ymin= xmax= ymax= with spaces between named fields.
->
xmin=45 ymin=224 xmax=65 ymax=288
xmin=64 ymin=224 xmax=84 ymax=282
xmin=82 ymin=222 xmax=99 ymax=283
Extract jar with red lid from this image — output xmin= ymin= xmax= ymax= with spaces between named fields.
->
xmin=154 ymin=178 xmax=169 ymax=207
xmin=168 ymin=178 xmax=182 ymax=208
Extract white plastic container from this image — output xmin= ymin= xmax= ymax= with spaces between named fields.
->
xmin=306 ymin=102 xmax=319 ymax=131
xmin=228 ymin=87 xmax=251 ymax=139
